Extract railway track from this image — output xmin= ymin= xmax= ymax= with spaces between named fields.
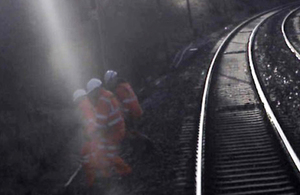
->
xmin=196 ymin=5 xmax=300 ymax=195
xmin=253 ymin=6 xmax=300 ymax=166
xmin=282 ymin=7 xmax=300 ymax=60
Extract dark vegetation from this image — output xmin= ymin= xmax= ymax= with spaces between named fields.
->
xmin=0 ymin=0 xmax=297 ymax=194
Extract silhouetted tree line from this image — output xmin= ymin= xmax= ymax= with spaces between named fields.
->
xmin=77 ymin=0 xmax=297 ymax=88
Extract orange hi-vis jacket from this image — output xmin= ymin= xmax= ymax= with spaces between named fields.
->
xmin=95 ymin=88 xmax=126 ymax=143
xmin=93 ymin=88 xmax=131 ymax=177
xmin=115 ymin=82 xmax=143 ymax=119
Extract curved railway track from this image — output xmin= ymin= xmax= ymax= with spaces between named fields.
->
xmin=282 ymin=7 xmax=300 ymax=60
xmin=253 ymin=3 xmax=300 ymax=163
xmin=196 ymin=5 xmax=300 ymax=195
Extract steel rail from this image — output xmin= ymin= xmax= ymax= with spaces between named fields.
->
xmin=196 ymin=4 xmax=299 ymax=195
xmin=282 ymin=6 xmax=300 ymax=60
xmin=248 ymin=8 xmax=300 ymax=173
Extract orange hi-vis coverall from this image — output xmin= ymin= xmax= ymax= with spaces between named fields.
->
xmin=115 ymin=82 xmax=143 ymax=119
xmin=77 ymin=97 xmax=112 ymax=187
xmin=94 ymin=88 xmax=132 ymax=176
xmin=77 ymin=96 xmax=100 ymax=187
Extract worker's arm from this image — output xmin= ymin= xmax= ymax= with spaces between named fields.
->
xmin=116 ymin=84 xmax=143 ymax=119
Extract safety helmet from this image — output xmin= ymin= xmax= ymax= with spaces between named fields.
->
xmin=104 ymin=70 xmax=118 ymax=84
xmin=86 ymin=78 xmax=102 ymax=94
xmin=73 ymin=89 xmax=87 ymax=102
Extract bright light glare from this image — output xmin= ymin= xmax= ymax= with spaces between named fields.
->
xmin=36 ymin=0 xmax=83 ymax=92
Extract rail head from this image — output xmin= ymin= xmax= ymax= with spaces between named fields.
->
xmin=282 ymin=6 xmax=300 ymax=60
xmin=196 ymin=3 xmax=300 ymax=195
xmin=248 ymin=8 xmax=300 ymax=174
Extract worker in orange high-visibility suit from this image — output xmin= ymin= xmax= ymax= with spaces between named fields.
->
xmin=86 ymin=78 xmax=132 ymax=177
xmin=104 ymin=70 xmax=142 ymax=121
xmin=104 ymin=70 xmax=153 ymax=155
xmin=73 ymin=89 xmax=107 ymax=187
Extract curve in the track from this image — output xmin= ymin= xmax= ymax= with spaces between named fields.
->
xmin=282 ymin=6 xmax=300 ymax=60
xmin=196 ymin=5 xmax=300 ymax=195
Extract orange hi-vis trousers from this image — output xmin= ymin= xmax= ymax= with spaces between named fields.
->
xmin=81 ymin=137 xmax=131 ymax=187
xmin=97 ymin=136 xmax=132 ymax=176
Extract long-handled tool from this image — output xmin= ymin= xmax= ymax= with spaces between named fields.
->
xmin=64 ymin=164 xmax=82 ymax=187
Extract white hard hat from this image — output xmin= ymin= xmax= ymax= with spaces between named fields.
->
xmin=104 ymin=70 xmax=118 ymax=84
xmin=86 ymin=78 xmax=102 ymax=94
xmin=73 ymin=89 xmax=87 ymax=102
